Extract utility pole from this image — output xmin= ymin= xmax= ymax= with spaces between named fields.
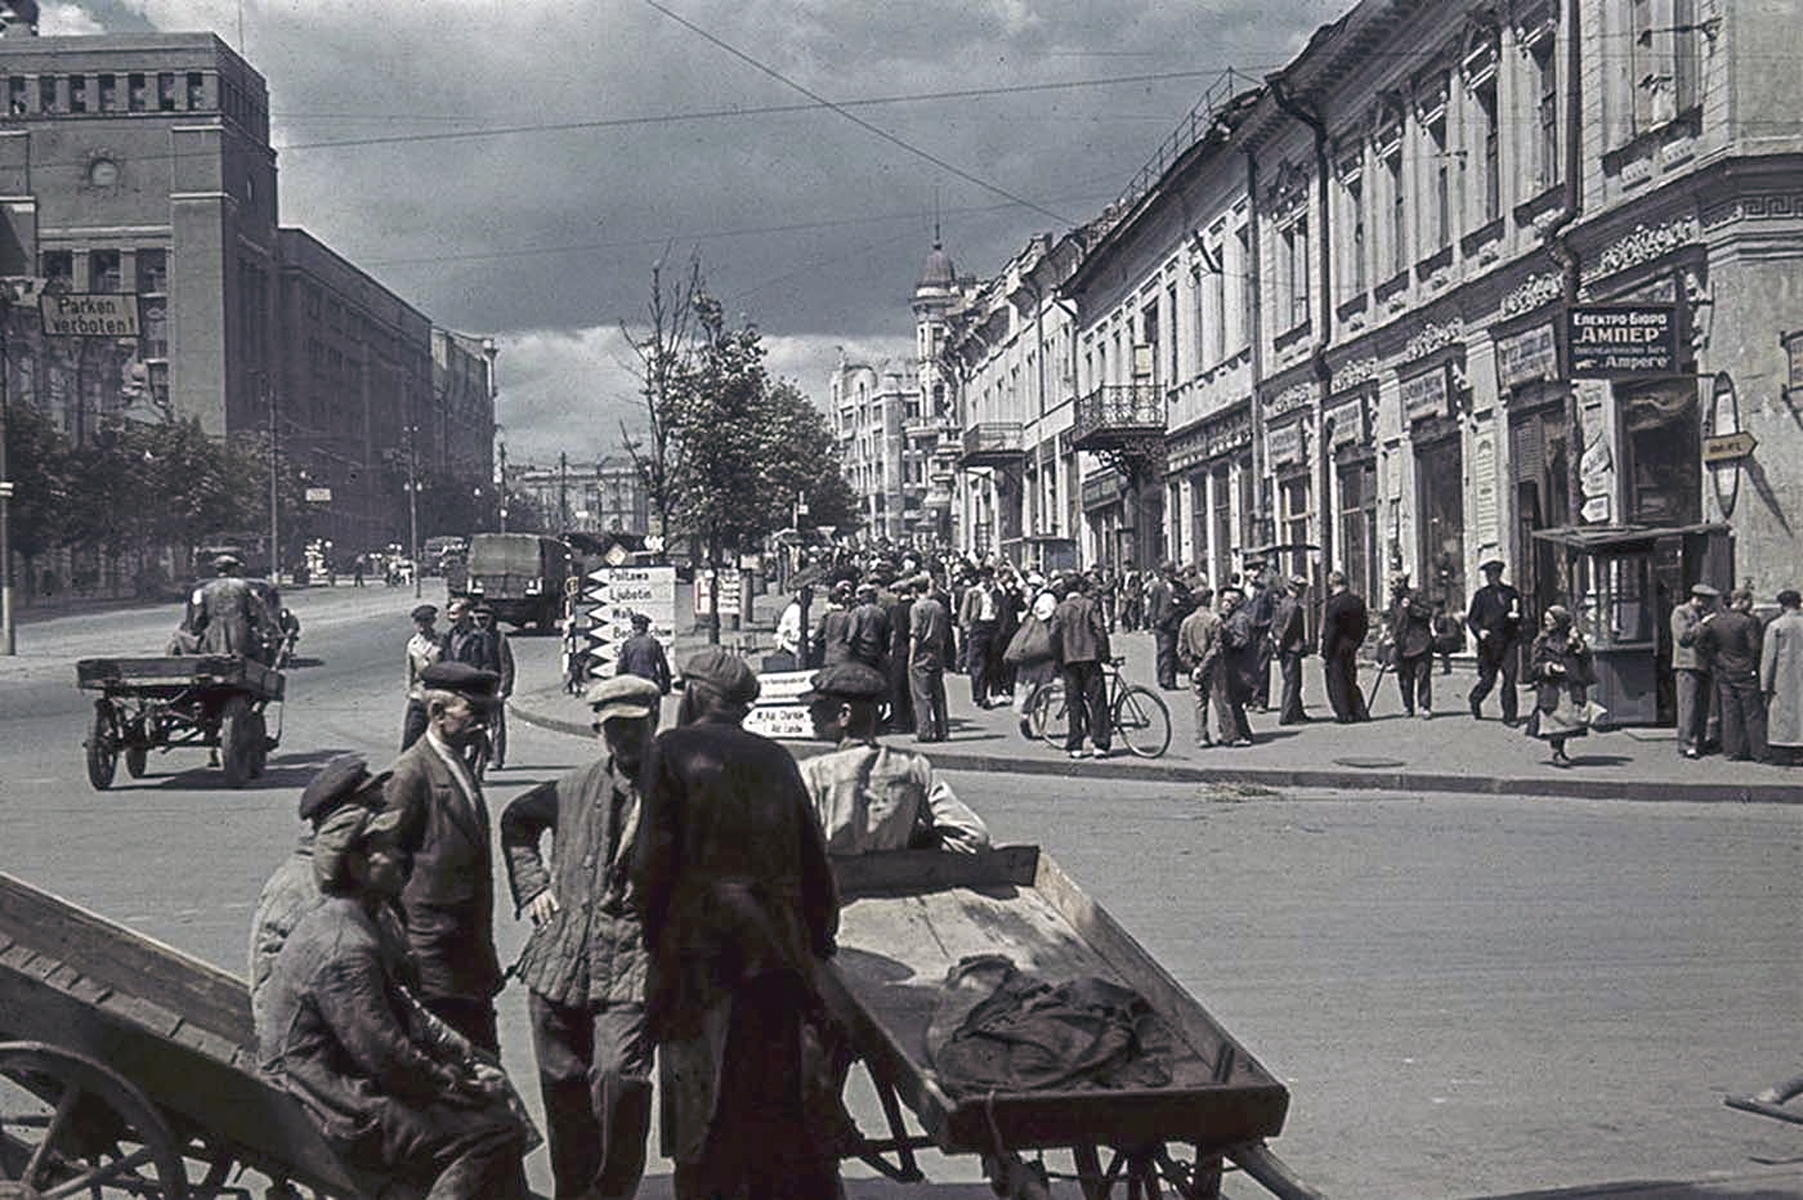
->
xmin=496 ymin=441 xmax=508 ymax=533
xmin=0 ymin=292 xmax=15 ymax=656
xmin=266 ymin=372 xmax=280 ymax=582
xmin=404 ymin=421 xmax=421 ymax=599
xmin=558 ymin=451 xmax=569 ymax=531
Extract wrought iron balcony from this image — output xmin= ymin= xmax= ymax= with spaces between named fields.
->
xmin=960 ymin=422 xmax=1026 ymax=468
xmin=1070 ymin=383 xmax=1166 ymax=450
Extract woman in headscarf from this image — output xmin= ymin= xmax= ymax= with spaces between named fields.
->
xmin=1525 ymin=605 xmax=1596 ymax=767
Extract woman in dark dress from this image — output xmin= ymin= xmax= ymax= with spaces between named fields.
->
xmin=1525 ymin=605 xmax=1595 ymax=767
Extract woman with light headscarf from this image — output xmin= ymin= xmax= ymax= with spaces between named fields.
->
xmin=1524 ymin=605 xmax=1596 ymax=767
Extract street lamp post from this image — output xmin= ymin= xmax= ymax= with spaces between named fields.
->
xmin=404 ymin=423 xmax=421 ymax=600
xmin=266 ymin=373 xmax=280 ymax=583
xmin=0 ymin=294 xmax=15 ymax=655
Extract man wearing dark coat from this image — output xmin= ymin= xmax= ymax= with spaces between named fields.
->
xmin=257 ymin=795 xmax=530 ymax=1200
xmin=617 ymin=611 xmax=672 ymax=695
xmin=1245 ymin=558 xmax=1275 ymax=710
xmin=1320 ymin=571 xmax=1370 ymax=723
xmin=1145 ymin=561 xmax=1178 ymax=690
xmin=380 ymin=662 xmax=507 ymax=1052
xmin=502 ymin=674 xmax=661 ymax=1200
xmin=631 ymin=648 xmax=841 ymax=1200
xmin=881 ymin=576 xmax=916 ymax=734
xmin=1465 ymin=557 xmax=1524 ymax=724
xmin=845 ymin=582 xmax=891 ymax=676
xmin=1271 ymin=575 xmax=1312 ymax=725
xmin=1694 ymin=587 xmax=1769 ymax=762
xmin=185 ymin=552 xmax=269 ymax=657
xmin=1215 ymin=585 xmax=1257 ymax=746
xmin=1387 ymin=574 xmax=1435 ymax=717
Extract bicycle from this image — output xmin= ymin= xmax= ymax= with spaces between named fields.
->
xmin=1023 ymin=657 xmax=1172 ymax=759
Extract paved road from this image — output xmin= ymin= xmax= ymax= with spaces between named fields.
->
xmin=1 ymin=589 xmax=1799 ymax=1198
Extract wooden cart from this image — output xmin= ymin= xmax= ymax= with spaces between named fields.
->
xmin=76 ymin=656 xmax=284 ymax=789
xmin=821 ymin=846 xmax=1322 ymax=1199
xmin=0 ymin=869 xmax=421 ymax=1198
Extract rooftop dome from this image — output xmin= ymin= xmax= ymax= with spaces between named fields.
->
xmin=916 ymin=242 xmax=956 ymax=291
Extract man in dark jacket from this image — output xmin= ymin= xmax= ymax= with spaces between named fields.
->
xmin=1245 ymin=557 xmax=1275 ymax=710
xmin=502 ymin=674 xmax=661 ymax=1200
xmin=845 ymin=582 xmax=891 ymax=677
xmin=1048 ymin=572 xmax=1113 ymax=758
xmin=1320 ymin=571 xmax=1370 ymax=723
xmin=1466 ymin=557 xmax=1524 ymax=724
xmin=1145 ymin=561 xmax=1179 ymax=690
xmin=882 ymin=575 xmax=916 ymax=735
xmin=1271 ymin=575 xmax=1312 ymax=725
xmin=632 ymin=648 xmax=841 ymax=1200
xmin=257 ymin=796 xmax=530 ymax=1200
xmin=185 ymin=552 xmax=269 ymax=657
xmin=1215 ymin=585 xmax=1257 ymax=746
xmin=380 ymin=662 xmax=506 ymax=1051
xmin=1694 ymin=587 xmax=1769 ymax=762
xmin=617 ymin=611 xmax=672 ymax=695
xmin=1388 ymin=574 xmax=1435 ymax=717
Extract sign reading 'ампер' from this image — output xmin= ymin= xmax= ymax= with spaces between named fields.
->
xmin=1566 ymin=305 xmax=1680 ymax=377
xmin=39 ymin=293 xmax=141 ymax=338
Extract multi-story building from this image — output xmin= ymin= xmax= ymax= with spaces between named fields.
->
xmin=828 ymin=240 xmax=966 ymax=547
xmin=0 ymin=22 xmax=494 ymax=561
xmin=950 ymin=0 xmax=1803 ymax=726
xmin=507 ymin=454 xmax=648 ymax=536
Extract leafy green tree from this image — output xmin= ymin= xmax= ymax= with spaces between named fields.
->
xmin=4 ymin=400 xmax=75 ymax=592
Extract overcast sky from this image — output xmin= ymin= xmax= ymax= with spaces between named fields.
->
xmin=43 ymin=0 xmax=1322 ymax=466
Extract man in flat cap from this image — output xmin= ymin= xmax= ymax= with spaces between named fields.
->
xmin=632 ymin=647 xmax=840 ymax=1200
xmin=1672 ymin=582 xmax=1720 ymax=758
xmin=798 ymin=661 xmax=989 ymax=857
xmin=502 ymin=674 xmax=662 ymax=1200
xmin=184 ymin=552 xmax=270 ymax=658
xmin=401 ymin=604 xmax=442 ymax=751
xmin=1387 ymin=573 xmax=1435 ymax=718
xmin=1270 ymin=574 xmax=1313 ymax=725
xmin=248 ymin=754 xmax=393 ymax=1026
xmin=258 ymin=797 xmax=532 ymax=1200
xmin=618 ymin=611 xmax=672 ymax=696
xmin=1693 ymin=587 xmax=1769 ymax=763
xmin=381 ymin=661 xmax=508 ymax=1053
xmin=1466 ymin=558 xmax=1524 ymax=725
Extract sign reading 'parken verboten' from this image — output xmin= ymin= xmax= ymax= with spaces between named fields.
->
xmin=39 ymin=293 xmax=141 ymax=338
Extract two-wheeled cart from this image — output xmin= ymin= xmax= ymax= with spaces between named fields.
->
xmin=822 ymin=846 xmax=1322 ymax=1198
xmin=0 ymin=869 xmax=445 ymax=1198
xmin=76 ymin=656 xmax=283 ymax=789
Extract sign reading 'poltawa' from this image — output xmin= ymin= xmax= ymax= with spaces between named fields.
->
xmin=39 ymin=293 xmax=141 ymax=338
xmin=1565 ymin=304 xmax=1681 ymax=377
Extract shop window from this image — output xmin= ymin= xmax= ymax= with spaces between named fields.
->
xmin=38 ymin=75 xmax=55 ymax=113
xmin=1338 ymin=457 xmax=1379 ymax=604
xmin=8 ymin=77 xmax=25 ymax=114
xmin=98 ymin=74 xmax=116 ymax=111
xmin=1574 ymin=550 xmax=1655 ymax=649
xmin=1414 ymin=430 xmax=1466 ymax=609
xmin=128 ymin=73 xmax=146 ymax=111
xmin=1622 ymin=381 xmax=1700 ymax=524
xmin=1212 ymin=465 xmax=1233 ymax=587
xmin=68 ymin=75 xmax=85 ymax=113
xmin=157 ymin=72 xmax=177 ymax=111
xmin=1280 ymin=475 xmax=1310 ymax=576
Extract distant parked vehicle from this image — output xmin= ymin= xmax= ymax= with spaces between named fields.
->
xmin=422 ymin=535 xmax=469 ymax=577
xmin=465 ymin=533 xmax=572 ymax=631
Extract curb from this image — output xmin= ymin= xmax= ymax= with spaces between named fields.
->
xmin=507 ymin=697 xmax=1803 ymax=805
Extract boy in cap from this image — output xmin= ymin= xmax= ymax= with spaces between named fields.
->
xmin=502 ymin=674 xmax=662 ymax=1200
xmin=258 ymin=796 xmax=532 ymax=1200
xmin=797 ymin=662 xmax=989 ymax=856
xmin=248 ymin=754 xmax=393 ymax=1026
xmin=402 ymin=603 xmax=442 ymax=751
xmin=632 ymin=647 xmax=840 ymax=1200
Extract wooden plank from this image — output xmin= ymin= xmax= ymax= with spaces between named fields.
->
xmin=0 ymin=871 xmax=252 ymax=1045
xmin=833 ymin=844 xmax=1039 ymax=899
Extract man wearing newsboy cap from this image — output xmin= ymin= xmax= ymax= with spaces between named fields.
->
xmin=632 ymin=648 xmax=840 ymax=1198
xmin=501 ymin=674 xmax=662 ymax=1200
xmin=380 ymin=661 xmax=507 ymax=1052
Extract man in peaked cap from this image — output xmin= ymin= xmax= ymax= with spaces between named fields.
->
xmin=1466 ymin=557 xmax=1525 ymax=725
xmin=402 ymin=603 xmax=443 ymax=751
xmin=633 ymin=647 xmax=839 ymax=1199
xmin=248 ymin=754 xmax=394 ymax=1025
xmin=184 ymin=550 xmax=270 ymax=658
xmin=1672 ymin=582 xmax=1721 ymax=758
xmin=381 ymin=660 xmax=508 ymax=1053
xmin=501 ymin=673 xmax=662 ymax=1200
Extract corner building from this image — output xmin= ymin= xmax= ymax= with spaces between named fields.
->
xmin=949 ymin=0 xmax=1803 ymax=726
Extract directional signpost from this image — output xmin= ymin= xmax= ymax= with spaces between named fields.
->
xmin=1701 ymin=430 xmax=1758 ymax=464
xmin=578 ymin=565 xmax=677 ymax=683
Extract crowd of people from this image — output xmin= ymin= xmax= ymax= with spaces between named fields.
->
xmin=770 ymin=546 xmax=1803 ymax=771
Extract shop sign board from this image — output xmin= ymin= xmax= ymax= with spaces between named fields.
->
xmin=39 ymin=293 xmax=140 ymax=338
xmin=1496 ymin=323 xmax=1558 ymax=388
xmin=1400 ymin=366 xmax=1448 ymax=421
xmin=1565 ymin=305 xmax=1680 ymax=377
xmin=1267 ymin=421 xmax=1305 ymax=467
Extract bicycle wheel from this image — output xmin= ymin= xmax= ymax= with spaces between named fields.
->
xmin=1031 ymin=681 xmax=1069 ymax=749
xmin=1114 ymin=684 xmax=1172 ymax=758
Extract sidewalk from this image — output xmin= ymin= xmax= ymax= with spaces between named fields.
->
xmin=511 ymin=617 xmax=1803 ymax=805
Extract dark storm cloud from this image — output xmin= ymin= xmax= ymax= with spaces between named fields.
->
xmin=76 ymin=0 xmax=1314 ymax=460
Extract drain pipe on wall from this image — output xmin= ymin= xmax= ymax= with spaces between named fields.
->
xmin=1543 ymin=0 xmax=1585 ymax=526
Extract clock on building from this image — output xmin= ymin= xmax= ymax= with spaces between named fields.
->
xmin=86 ymin=157 xmax=119 ymax=187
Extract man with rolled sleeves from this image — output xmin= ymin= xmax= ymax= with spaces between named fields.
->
xmin=1672 ymin=582 xmax=1718 ymax=758
xmin=1466 ymin=558 xmax=1524 ymax=724
xmin=382 ymin=661 xmax=507 ymax=1051
xmin=501 ymin=674 xmax=661 ymax=1200
xmin=401 ymin=604 xmax=442 ymax=751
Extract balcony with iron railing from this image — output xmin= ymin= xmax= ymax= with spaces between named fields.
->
xmin=1070 ymin=383 xmax=1166 ymax=451
xmin=960 ymin=422 xmax=1027 ymax=468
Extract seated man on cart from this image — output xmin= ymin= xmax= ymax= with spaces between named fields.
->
xmin=257 ymin=795 xmax=533 ymax=1199
xmin=173 ymin=552 xmax=272 ymax=657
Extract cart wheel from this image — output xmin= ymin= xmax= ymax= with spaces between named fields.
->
xmin=220 ymin=697 xmax=256 ymax=787
xmin=85 ymin=703 xmax=119 ymax=791
xmin=124 ymin=746 xmax=149 ymax=779
xmin=0 ymin=1040 xmax=189 ymax=1198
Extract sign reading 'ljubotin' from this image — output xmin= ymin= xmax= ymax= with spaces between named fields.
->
xmin=39 ymin=293 xmax=140 ymax=338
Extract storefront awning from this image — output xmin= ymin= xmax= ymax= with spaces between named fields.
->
xmin=1529 ymin=522 xmax=1730 ymax=551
